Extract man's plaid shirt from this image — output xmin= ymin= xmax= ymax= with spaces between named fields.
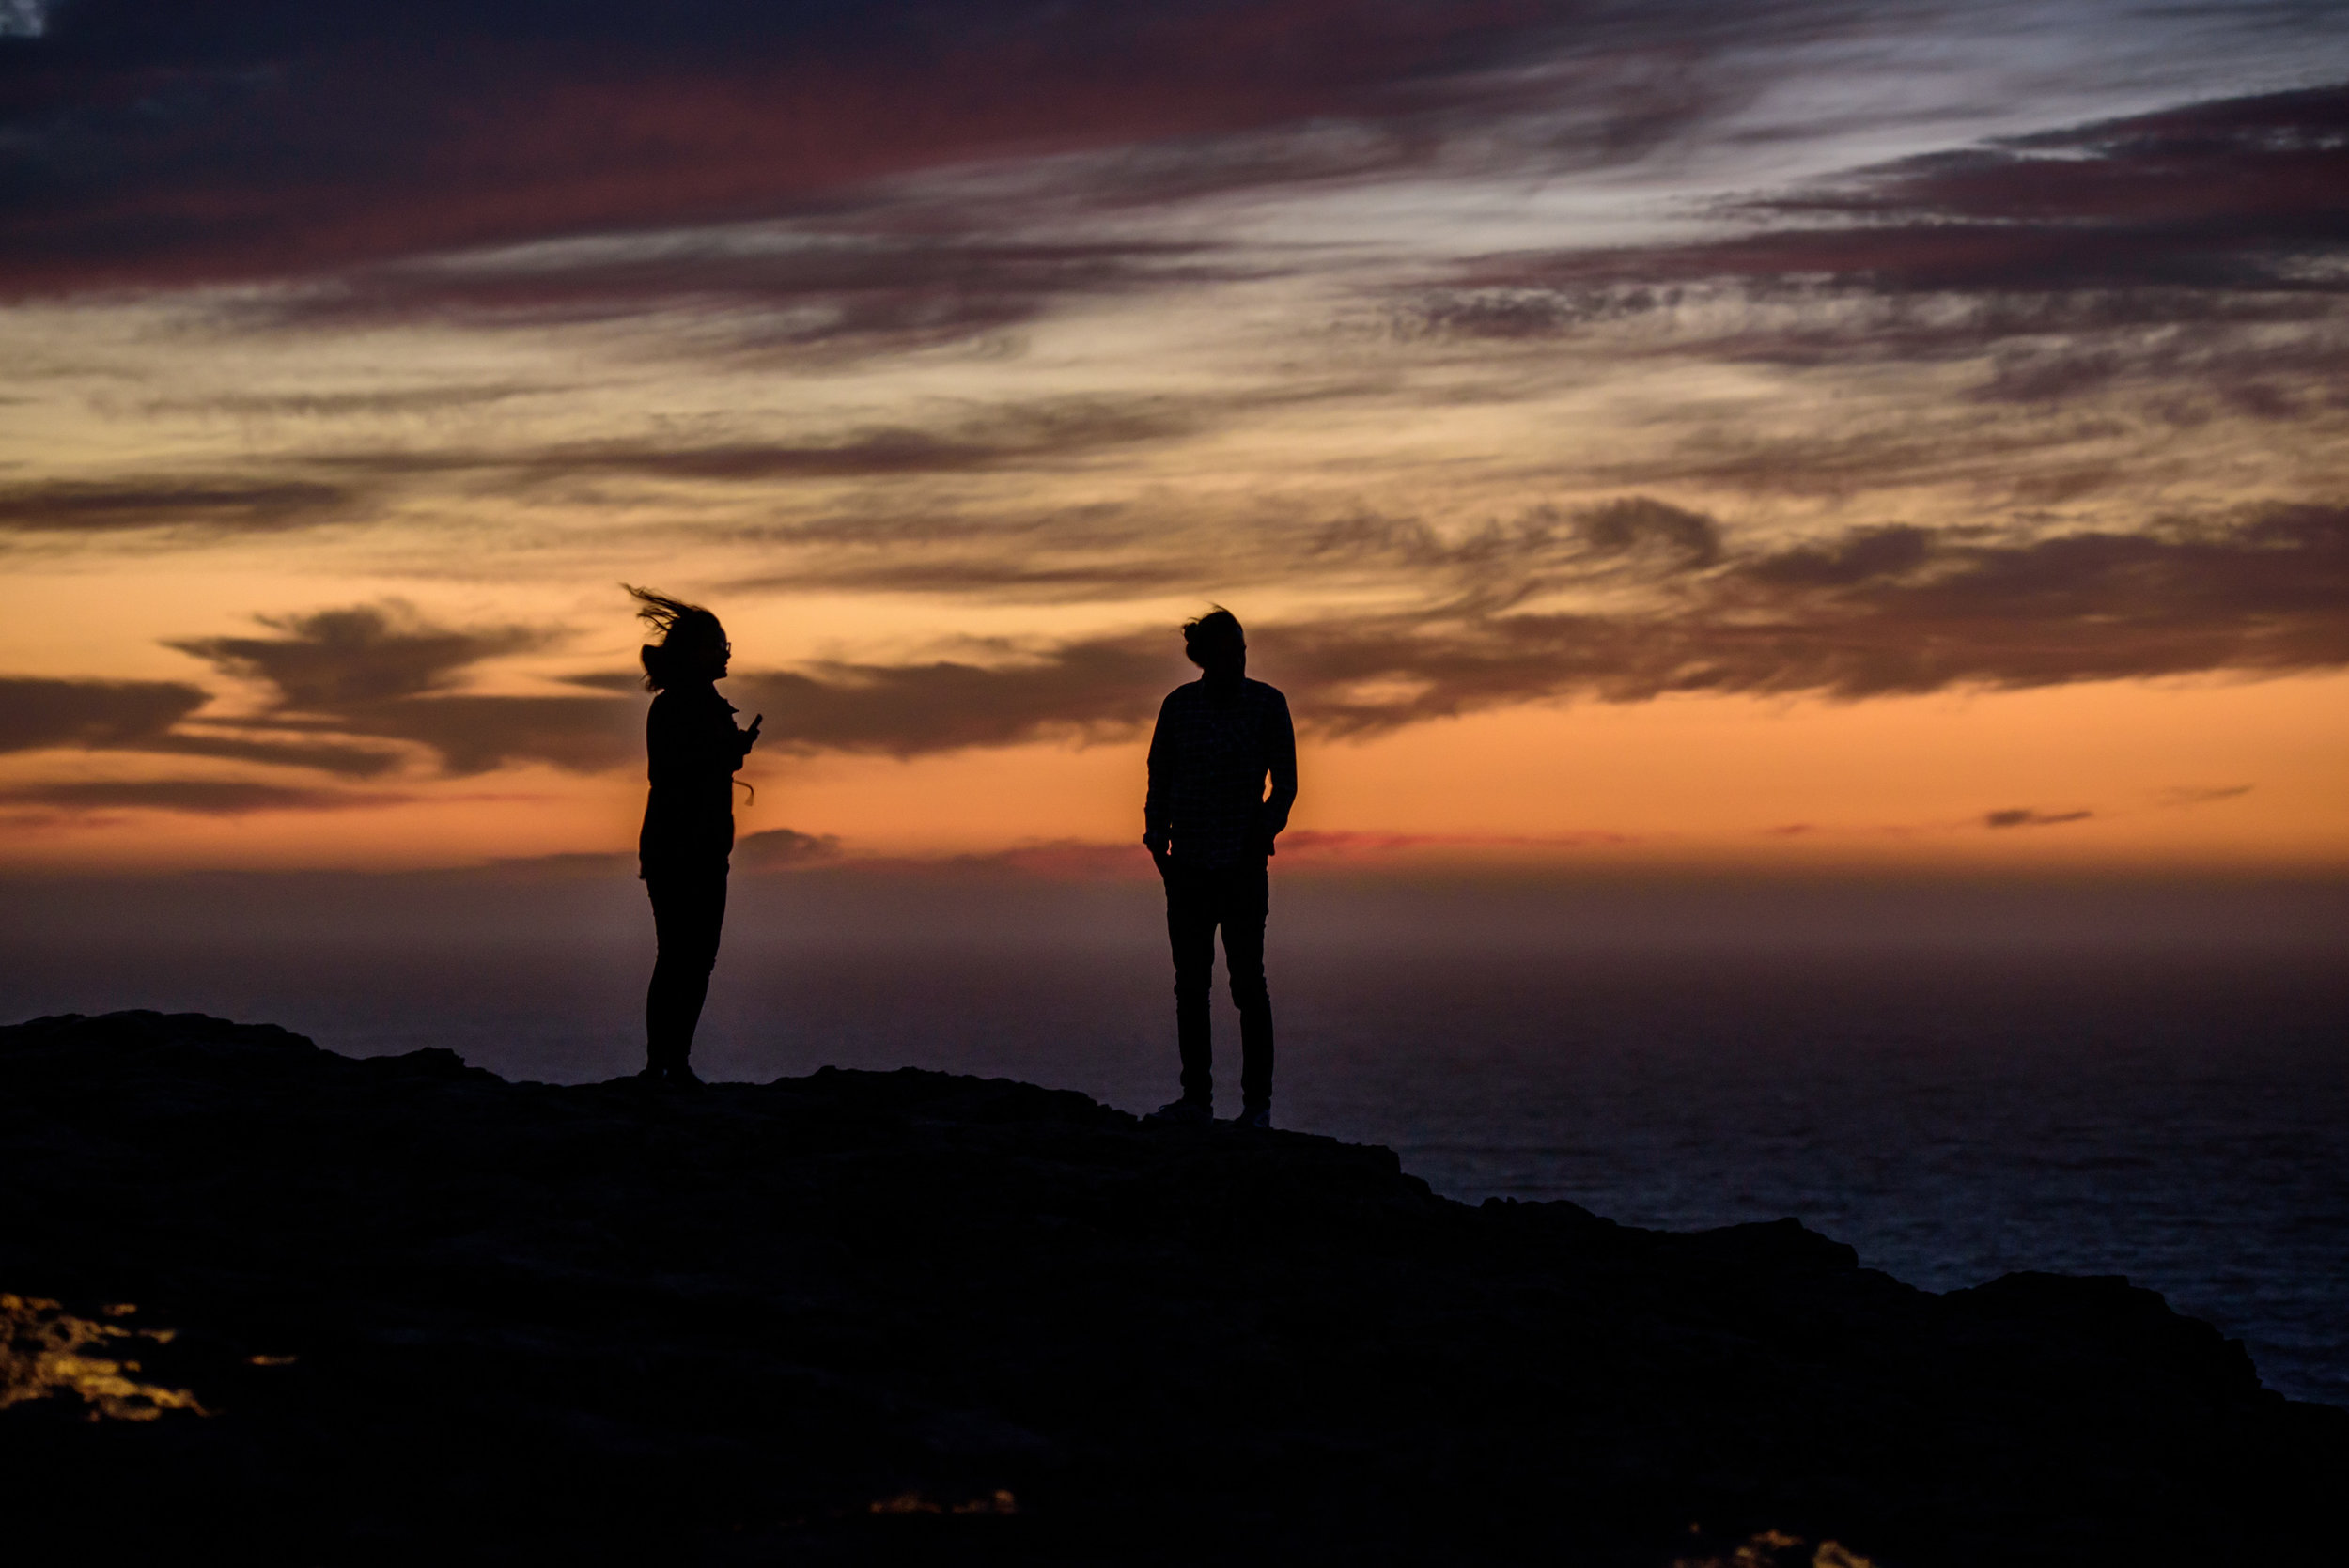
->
xmin=1144 ymin=677 xmax=1299 ymax=869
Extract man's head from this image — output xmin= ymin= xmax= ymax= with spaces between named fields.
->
xmin=1182 ymin=607 xmax=1246 ymax=679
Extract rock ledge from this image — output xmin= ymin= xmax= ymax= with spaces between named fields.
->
xmin=2 ymin=1011 xmax=2341 ymax=1565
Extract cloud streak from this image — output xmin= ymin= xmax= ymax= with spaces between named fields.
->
xmin=163 ymin=602 xmax=636 ymax=777
xmin=0 ymin=676 xmax=208 ymax=752
xmin=706 ymin=497 xmax=2349 ymax=756
xmin=0 ymin=479 xmax=355 ymax=538
xmin=0 ymin=779 xmax=406 ymax=815
xmin=248 ymin=235 xmax=1244 ymax=359
xmin=0 ymin=0 xmax=1808 ymax=297
xmin=1983 ymin=808 xmax=2092 ymax=830
xmin=1416 ymin=81 xmax=2349 ymax=378
xmin=19 ymin=489 xmax=2343 ymax=781
xmin=300 ymin=398 xmax=1204 ymax=493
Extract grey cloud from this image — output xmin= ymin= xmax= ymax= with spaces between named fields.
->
xmin=1592 ymin=414 xmax=2124 ymax=503
xmin=1467 ymin=81 xmax=2349 ymax=303
xmin=719 ymin=495 xmax=1723 ymax=613
xmin=166 ymin=601 xmax=632 ymax=776
xmin=694 ymin=497 xmax=2349 ymax=756
xmin=169 ymin=602 xmax=552 ymax=710
xmin=728 ymin=637 xmax=1171 ymax=758
xmin=120 ymin=385 xmax=549 ymax=421
xmin=1578 ymin=497 xmax=1722 ymax=568
xmin=735 ymin=827 xmax=844 ymax=870
xmin=565 ymin=400 xmax=1192 ymax=480
xmin=68 ymin=494 xmax=2346 ymax=781
xmin=2157 ymin=784 xmax=2255 ymax=807
xmin=0 ymin=0 xmax=1861 ymax=299
xmin=0 ymin=779 xmax=407 ymax=815
xmin=253 ymin=237 xmax=1242 ymax=362
xmin=340 ymin=694 xmax=637 ymax=776
xmin=0 ymin=479 xmax=354 ymax=537
xmin=142 ymin=729 xmax=407 ymax=778
xmin=1983 ymin=808 xmax=2092 ymax=830
xmin=1742 ymin=526 xmax=1937 ymax=587
xmin=0 ymin=673 xmax=409 ymax=775
xmin=301 ymin=397 xmax=1201 ymax=494
xmin=0 ymin=676 xmax=208 ymax=753
xmin=1402 ymin=81 xmax=2349 ymax=407
xmin=1973 ymin=319 xmax=2349 ymax=419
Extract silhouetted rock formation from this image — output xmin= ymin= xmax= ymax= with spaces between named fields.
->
xmin=2 ymin=1011 xmax=2340 ymax=1565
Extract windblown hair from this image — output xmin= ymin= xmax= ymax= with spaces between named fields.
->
xmin=625 ymin=584 xmax=724 ymax=692
xmin=1182 ymin=606 xmax=1244 ymax=666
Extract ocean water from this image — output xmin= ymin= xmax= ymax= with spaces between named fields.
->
xmin=6 ymin=881 xmax=2344 ymax=1408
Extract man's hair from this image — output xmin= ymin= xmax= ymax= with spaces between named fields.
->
xmin=1182 ymin=607 xmax=1244 ymax=666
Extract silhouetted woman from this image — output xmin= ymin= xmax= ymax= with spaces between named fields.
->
xmin=629 ymin=586 xmax=761 ymax=1084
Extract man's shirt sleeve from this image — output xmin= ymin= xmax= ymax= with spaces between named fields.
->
xmin=1262 ymin=689 xmax=1299 ymax=841
xmin=1143 ymin=691 xmax=1176 ymax=839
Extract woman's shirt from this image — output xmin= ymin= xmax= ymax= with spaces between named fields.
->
xmin=638 ymin=682 xmax=754 ymax=877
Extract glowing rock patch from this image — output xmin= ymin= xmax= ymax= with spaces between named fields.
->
xmin=0 ymin=1295 xmax=208 ymax=1421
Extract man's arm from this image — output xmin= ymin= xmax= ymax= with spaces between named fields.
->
xmin=1259 ymin=691 xmax=1298 ymax=852
xmin=1142 ymin=693 xmax=1175 ymax=859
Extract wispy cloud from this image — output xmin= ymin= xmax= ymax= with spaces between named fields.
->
xmin=734 ymin=826 xmax=844 ymax=870
xmin=0 ymin=0 xmax=1821 ymax=296
xmin=0 ymin=779 xmax=406 ymax=815
xmin=718 ymin=497 xmax=2349 ymax=754
xmin=1983 ymin=807 xmax=2093 ymax=829
xmin=0 ymin=674 xmax=403 ymax=775
xmin=2156 ymin=784 xmax=2254 ymax=807
xmin=165 ymin=602 xmax=633 ymax=776
xmin=168 ymin=602 xmax=552 ymax=709
xmin=0 ymin=676 xmax=208 ymax=753
xmin=0 ymin=479 xmax=355 ymax=538
xmin=19 ymin=489 xmax=2341 ymax=784
xmin=299 ymin=397 xmax=1203 ymax=491
xmin=247 ymin=235 xmax=1246 ymax=361
xmin=1413 ymin=81 xmax=2349 ymax=381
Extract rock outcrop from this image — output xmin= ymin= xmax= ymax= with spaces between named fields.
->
xmin=2 ymin=1011 xmax=2340 ymax=1564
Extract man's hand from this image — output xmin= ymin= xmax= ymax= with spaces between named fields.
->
xmin=1143 ymin=830 xmax=1170 ymax=871
xmin=744 ymin=714 xmax=763 ymax=750
xmin=1249 ymin=811 xmax=1282 ymax=860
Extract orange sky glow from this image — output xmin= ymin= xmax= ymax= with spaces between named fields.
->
xmin=4 ymin=3 xmax=2345 ymax=881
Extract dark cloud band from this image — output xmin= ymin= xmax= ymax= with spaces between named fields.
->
xmin=0 ymin=480 xmax=353 ymax=537
xmin=0 ymin=0 xmax=1766 ymax=296
xmin=0 ymin=676 xmax=207 ymax=752
xmin=0 ymin=779 xmax=405 ymax=815
xmin=13 ymin=494 xmax=2345 ymax=782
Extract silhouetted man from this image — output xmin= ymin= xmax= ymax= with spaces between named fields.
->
xmin=1143 ymin=608 xmax=1297 ymax=1129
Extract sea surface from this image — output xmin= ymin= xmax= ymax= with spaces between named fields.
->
xmin=8 ymin=897 xmax=2344 ymax=1408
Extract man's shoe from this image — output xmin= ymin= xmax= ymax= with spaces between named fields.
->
xmin=669 ymin=1063 xmax=705 ymax=1087
xmin=1147 ymin=1096 xmax=1212 ymax=1124
xmin=1230 ymin=1104 xmax=1271 ymax=1130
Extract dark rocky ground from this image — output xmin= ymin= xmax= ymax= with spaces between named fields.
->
xmin=2 ymin=1011 xmax=2341 ymax=1566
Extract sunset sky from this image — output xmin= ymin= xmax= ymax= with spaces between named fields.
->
xmin=4 ymin=0 xmax=2346 ymax=878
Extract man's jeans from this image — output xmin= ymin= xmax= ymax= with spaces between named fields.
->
xmin=1161 ymin=857 xmax=1274 ymax=1109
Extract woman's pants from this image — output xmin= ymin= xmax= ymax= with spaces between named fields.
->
xmin=645 ymin=869 xmax=728 ymax=1075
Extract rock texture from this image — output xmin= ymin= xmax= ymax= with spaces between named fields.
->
xmin=2 ymin=1011 xmax=2341 ymax=1565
